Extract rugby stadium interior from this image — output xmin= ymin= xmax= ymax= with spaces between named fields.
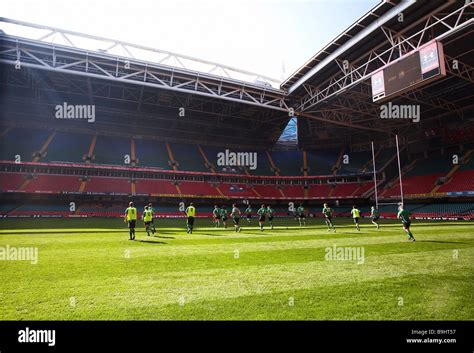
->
xmin=1 ymin=0 xmax=473 ymax=220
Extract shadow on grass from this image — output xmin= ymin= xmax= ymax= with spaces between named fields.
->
xmin=0 ymin=230 xmax=128 ymax=235
xmin=416 ymin=240 xmax=468 ymax=244
xmin=134 ymin=239 xmax=166 ymax=245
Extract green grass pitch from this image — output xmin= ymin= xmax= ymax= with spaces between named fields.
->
xmin=0 ymin=217 xmax=473 ymax=320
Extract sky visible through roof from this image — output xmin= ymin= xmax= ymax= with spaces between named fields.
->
xmin=2 ymin=0 xmax=379 ymax=83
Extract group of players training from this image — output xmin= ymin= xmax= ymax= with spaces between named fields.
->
xmin=124 ymin=202 xmax=415 ymax=242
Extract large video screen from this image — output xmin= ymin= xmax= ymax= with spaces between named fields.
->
xmin=371 ymin=41 xmax=445 ymax=102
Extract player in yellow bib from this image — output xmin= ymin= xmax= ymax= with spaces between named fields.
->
xmin=350 ymin=205 xmax=361 ymax=231
xmin=185 ymin=203 xmax=196 ymax=234
xmin=124 ymin=202 xmax=137 ymax=240
xmin=142 ymin=205 xmax=153 ymax=236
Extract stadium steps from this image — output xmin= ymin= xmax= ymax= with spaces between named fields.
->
xmin=174 ymin=183 xmax=182 ymax=196
xmin=165 ymin=142 xmax=178 ymax=171
xmin=266 ymin=151 xmax=280 ymax=176
xmin=351 ymin=185 xmax=362 ymax=197
xmin=435 ymin=149 xmax=474 ymax=193
xmin=0 ymin=126 xmax=12 ymax=138
xmin=278 ymin=187 xmax=286 ymax=198
xmin=303 ymin=150 xmax=309 ymax=177
xmin=197 ymin=144 xmax=216 ymax=173
xmin=242 ymin=167 xmax=252 ymax=176
xmin=380 ymin=158 xmax=417 ymax=197
xmin=251 ymin=187 xmax=261 ymax=198
xmin=32 ymin=130 xmax=56 ymax=162
xmin=430 ymin=150 xmax=472 ymax=194
xmin=84 ymin=135 xmax=97 ymax=164
xmin=214 ymin=185 xmax=225 ymax=197
xmin=18 ymin=178 xmax=31 ymax=191
xmin=332 ymin=147 xmax=345 ymax=176
xmin=131 ymin=180 xmax=136 ymax=195
xmin=5 ymin=203 xmax=23 ymax=215
xmin=328 ymin=185 xmax=335 ymax=197
xmin=79 ymin=180 xmax=87 ymax=192
xmin=362 ymin=180 xmax=381 ymax=198
xmin=130 ymin=139 xmax=137 ymax=167
xmin=361 ymin=148 xmax=381 ymax=173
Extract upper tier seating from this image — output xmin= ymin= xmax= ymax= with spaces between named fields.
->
xmin=134 ymin=139 xmax=171 ymax=169
xmin=270 ymin=150 xmax=303 ymax=176
xmin=0 ymin=128 xmax=50 ymax=162
xmin=43 ymin=131 xmax=90 ymax=163
xmin=306 ymin=149 xmax=339 ymax=175
xmin=93 ymin=135 xmax=131 ymax=165
xmin=171 ymin=143 xmax=207 ymax=172
xmin=337 ymin=150 xmax=372 ymax=175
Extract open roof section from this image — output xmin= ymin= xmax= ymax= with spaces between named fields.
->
xmin=281 ymin=0 xmax=473 ymax=149
xmin=281 ymin=0 xmax=460 ymax=96
xmin=281 ymin=0 xmax=404 ymax=92
xmin=0 ymin=17 xmax=282 ymax=90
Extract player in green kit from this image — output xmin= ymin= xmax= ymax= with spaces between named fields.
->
xmin=231 ymin=203 xmax=241 ymax=233
xmin=221 ymin=206 xmax=228 ymax=229
xmin=370 ymin=206 xmax=380 ymax=229
xmin=145 ymin=203 xmax=156 ymax=234
xmin=351 ymin=205 xmax=361 ymax=231
xmin=124 ymin=202 xmax=137 ymax=240
xmin=322 ymin=203 xmax=336 ymax=232
xmin=257 ymin=204 xmax=267 ymax=231
xmin=212 ymin=205 xmax=221 ymax=228
xmin=142 ymin=206 xmax=153 ymax=236
xmin=245 ymin=205 xmax=252 ymax=223
xmin=397 ymin=205 xmax=415 ymax=241
xmin=267 ymin=205 xmax=275 ymax=230
xmin=296 ymin=204 xmax=306 ymax=226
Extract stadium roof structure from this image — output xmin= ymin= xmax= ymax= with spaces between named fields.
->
xmin=0 ymin=17 xmax=291 ymax=148
xmin=283 ymin=0 xmax=474 ymax=149
xmin=1 ymin=0 xmax=473 ymax=150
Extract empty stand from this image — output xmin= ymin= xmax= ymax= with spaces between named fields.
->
xmin=23 ymin=174 xmax=81 ymax=193
xmin=43 ymin=131 xmax=92 ymax=163
xmin=270 ymin=150 xmax=303 ymax=176
xmin=0 ymin=128 xmax=51 ymax=162
xmin=93 ymin=135 xmax=131 ymax=165
xmin=134 ymin=139 xmax=172 ymax=169
xmin=171 ymin=143 xmax=207 ymax=172
xmin=83 ymin=177 xmax=131 ymax=194
xmin=0 ymin=172 xmax=26 ymax=191
xmin=134 ymin=179 xmax=180 ymax=195
xmin=306 ymin=150 xmax=339 ymax=175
